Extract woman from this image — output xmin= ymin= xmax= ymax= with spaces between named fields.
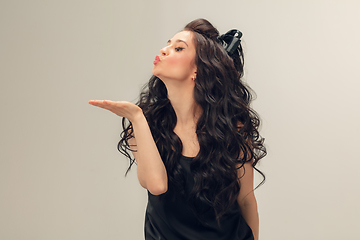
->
xmin=89 ymin=18 xmax=266 ymax=240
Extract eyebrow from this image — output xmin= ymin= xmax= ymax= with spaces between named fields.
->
xmin=167 ymin=39 xmax=189 ymax=47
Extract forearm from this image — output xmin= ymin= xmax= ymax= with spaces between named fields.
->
xmin=239 ymin=196 xmax=259 ymax=240
xmin=131 ymin=113 xmax=168 ymax=195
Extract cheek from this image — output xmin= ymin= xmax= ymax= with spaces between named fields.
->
xmin=167 ymin=55 xmax=193 ymax=69
xmin=166 ymin=55 xmax=181 ymax=65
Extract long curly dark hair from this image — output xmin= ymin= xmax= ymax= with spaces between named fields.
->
xmin=118 ymin=18 xmax=266 ymax=222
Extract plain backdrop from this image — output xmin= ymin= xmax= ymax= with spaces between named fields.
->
xmin=1 ymin=0 xmax=359 ymax=239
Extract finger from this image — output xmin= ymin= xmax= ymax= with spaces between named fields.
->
xmin=89 ymin=100 xmax=127 ymax=117
xmin=88 ymin=100 xmax=113 ymax=111
xmin=89 ymin=100 xmax=112 ymax=105
xmin=89 ymin=100 xmax=114 ymax=108
xmin=89 ymin=100 xmax=104 ymax=106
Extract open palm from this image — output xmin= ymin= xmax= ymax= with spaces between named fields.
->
xmin=88 ymin=100 xmax=142 ymax=122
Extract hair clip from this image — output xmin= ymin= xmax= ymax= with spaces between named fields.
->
xmin=218 ymin=29 xmax=243 ymax=55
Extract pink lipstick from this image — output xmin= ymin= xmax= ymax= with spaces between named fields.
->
xmin=153 ymin=55 xmax=160 ymax=65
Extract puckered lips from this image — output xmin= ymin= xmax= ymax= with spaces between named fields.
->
xmin=153 ymin=55 xmax=160 ymax=65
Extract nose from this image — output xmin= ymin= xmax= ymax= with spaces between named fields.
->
xmin=160 ymin=46 xmax=169 ymax=56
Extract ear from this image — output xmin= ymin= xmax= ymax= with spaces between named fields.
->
xmin=191 ymin=71 xmax=197 ymax=81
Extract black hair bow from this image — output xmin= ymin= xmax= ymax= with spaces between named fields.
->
xmin=218 ymin=29 xmax=242 ymax=55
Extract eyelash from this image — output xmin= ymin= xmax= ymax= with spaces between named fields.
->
xmin=175 ymin=47 xmax=184 ymax=52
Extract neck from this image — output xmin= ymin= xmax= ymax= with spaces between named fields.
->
xmin=164 ymin=80 xmax=201 ymax=126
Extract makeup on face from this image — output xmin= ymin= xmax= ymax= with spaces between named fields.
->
xmin=153 ymin=55 xmax=160 ymax=65
xmin=152 ymin=31 xmax=196 ymax=81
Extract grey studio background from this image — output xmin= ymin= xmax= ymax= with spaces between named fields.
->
xmin=1 ymin=0 xmax=359 ymax=239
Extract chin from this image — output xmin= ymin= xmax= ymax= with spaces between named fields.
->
xmin=152 ymin=72 xmax=164 ymax=81
xmin=152 ymin=68 xmax=159 ymax=77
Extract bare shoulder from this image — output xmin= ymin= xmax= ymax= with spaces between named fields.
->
xmin=236 ymin=161 xmax=255 ymax=205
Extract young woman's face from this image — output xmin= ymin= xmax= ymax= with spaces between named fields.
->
xmin=152 ymin=31 xmax=197 ymax=82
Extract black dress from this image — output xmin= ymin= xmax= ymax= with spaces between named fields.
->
xmin=144 ymin=155 xmax=254 ymax=240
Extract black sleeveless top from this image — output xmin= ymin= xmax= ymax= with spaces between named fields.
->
xmin=144 ymin=155 xmax=254 ymax=240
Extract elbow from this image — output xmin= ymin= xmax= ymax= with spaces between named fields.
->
xmin=140 ymin=178 xmax=168 ymax=195
xmin=147 ymin=181 xmax=168 ymax=195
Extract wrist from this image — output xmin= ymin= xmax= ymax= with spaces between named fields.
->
xmin=130 ymin=109 xmax=146 ymax=125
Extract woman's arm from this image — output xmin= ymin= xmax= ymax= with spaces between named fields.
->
xmin=237 ymin=161 xmax=259 ymax=240
xmin=89 ymin=100 xmax=168 ymax=195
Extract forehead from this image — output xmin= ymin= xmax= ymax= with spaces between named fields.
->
xmin=170 ymin=31 xmax=194 ymax=46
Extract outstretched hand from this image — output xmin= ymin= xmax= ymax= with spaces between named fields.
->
xmin=88 ymin=100 xmax=142 ymax=122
